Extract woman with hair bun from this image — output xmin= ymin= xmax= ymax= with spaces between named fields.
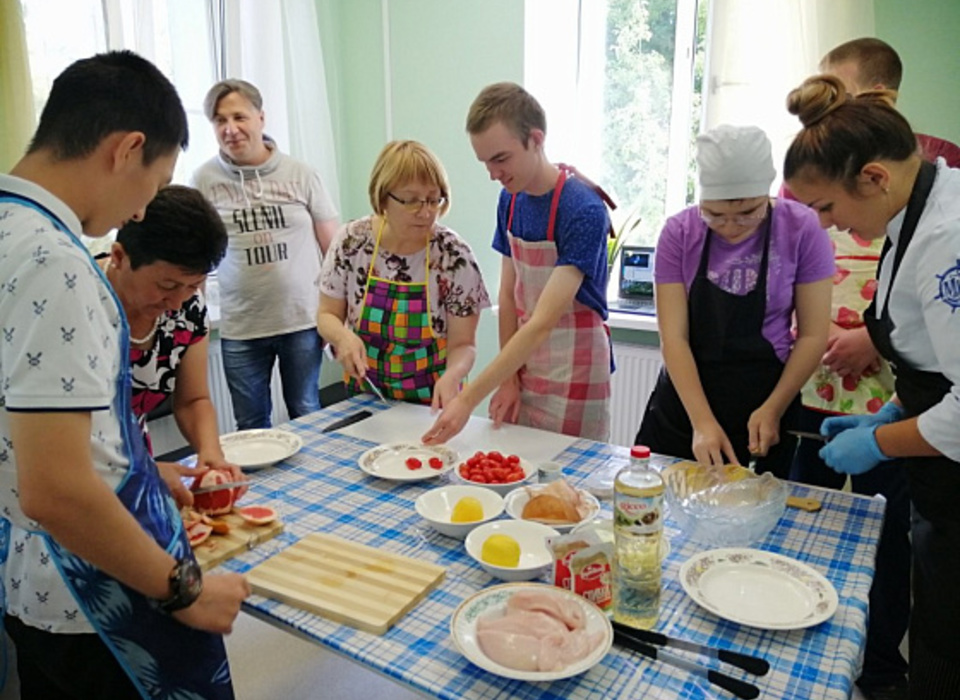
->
xmin=785 ymin=73 xmax=960 ymax=700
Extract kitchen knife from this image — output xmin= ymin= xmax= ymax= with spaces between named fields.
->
xmin=321 ymin=409 xmax=373 ymax=434
xmin=364 ymin=376 xmax=391 ymax=404
xmin=192 ymin=480 xmax=249 ymax=495
xmin=787 ymin=430 xmax=829 ymax=442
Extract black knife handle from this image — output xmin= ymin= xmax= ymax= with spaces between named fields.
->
xmin=718 ymin=649 xmax=770 ymax=677
xmin=321 ymin=410 xmax=373 ymax=433
xmin=707 ymin=669 xmax=760 ymax=700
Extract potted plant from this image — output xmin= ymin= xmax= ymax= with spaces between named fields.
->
xmin=607 ymin=209 xmax=642 ymax=276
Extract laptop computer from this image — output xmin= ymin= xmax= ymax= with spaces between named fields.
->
xmin=608 ymin=245 xmax=656 ymax=315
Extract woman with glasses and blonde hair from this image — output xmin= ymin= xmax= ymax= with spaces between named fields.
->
xmin=317 ymin=140 xmax=490 ymax=406
xmin=636 ymin=124 xmax=834 ymax=476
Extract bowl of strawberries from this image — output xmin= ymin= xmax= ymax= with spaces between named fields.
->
xmin=453 ymin=450 xmax=537 ymax=496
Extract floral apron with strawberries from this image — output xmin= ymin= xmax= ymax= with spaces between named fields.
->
xmin=507 ymin=166 xmax=612 ymax=441
xmin=800 ymin=229 xmax=895 ymax=415
xmin=349 ymin=218 xmax=446 ymax=403
xmin=0 ymin=193 xmax=233 ymax=699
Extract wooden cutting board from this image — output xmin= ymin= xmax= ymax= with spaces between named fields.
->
xmin=245 ymin=532 xmax=445 ymax=635
xmin=193 ymin=512 xmax=284 ymax=571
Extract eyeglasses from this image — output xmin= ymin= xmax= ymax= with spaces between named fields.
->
xmin=699 ymin=202 xmax=769 ymax=228
xmin=387 ymin=192 xmax=447 ymax=213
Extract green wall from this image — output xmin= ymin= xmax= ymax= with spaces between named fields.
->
xmin=875 ymin=0 xmax=960 ymax=144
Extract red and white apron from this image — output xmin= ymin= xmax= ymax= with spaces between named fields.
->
xmin=507 ymin=166 xmax=611 ymax=441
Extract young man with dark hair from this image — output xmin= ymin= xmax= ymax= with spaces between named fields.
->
xmin=0 ymin=51 xmax=249 ymax=699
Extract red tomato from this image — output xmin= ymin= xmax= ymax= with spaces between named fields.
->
xmin=459 ymin=465 xmax=469 ymax=477
xmin=505 ymin=454 xmax=520 ymax=465
xmin=428 ymin=457 xmax=444 ymax=470
xmin=487 ymin=451 xmax=503 ymax=463
xmin=406 ymin=457 xmax=422 ymax=470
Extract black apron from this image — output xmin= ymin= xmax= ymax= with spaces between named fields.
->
xmin=863 ymin=160 xmax=960 ymax=671
xmin=637 ymin=210 xmax=799 ymax=477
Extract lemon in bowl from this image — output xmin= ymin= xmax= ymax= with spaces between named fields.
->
xmin=415 ymin=485 xmax=504 ymax=540
xmin=481 ymin=534 xmax=521 ymax=568
xmin=465 ymin=520 xmax=559 ymax=582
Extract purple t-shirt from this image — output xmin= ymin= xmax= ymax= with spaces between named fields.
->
xmin=654 ymin=199 xmax=834 ymax=362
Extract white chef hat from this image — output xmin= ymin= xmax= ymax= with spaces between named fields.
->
xmin=696 ymin=124 xmax=776 ymax=200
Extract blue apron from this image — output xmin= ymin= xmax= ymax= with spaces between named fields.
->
xmin=0 ymin=193 xmax=234 ymax=699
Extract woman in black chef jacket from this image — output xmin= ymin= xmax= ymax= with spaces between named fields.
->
xmin=784 ymin=74 xmax=960 ymax=700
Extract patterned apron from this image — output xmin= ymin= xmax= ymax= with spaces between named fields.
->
xmin=0 ymin=193 xmax=233 ymax=699
xmin=507 ymin=166 xmax=612 ymax=441
xmin=348 ymin=218 xmax=446 ymax=403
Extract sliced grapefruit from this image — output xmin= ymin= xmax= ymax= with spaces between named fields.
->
xmin=187 ymin=521 xmax=213 ymax=547
xmin=191 ymin=468 xmax=239 ymax=515
xmin=235 ymin=505 xmax=278 ymax=526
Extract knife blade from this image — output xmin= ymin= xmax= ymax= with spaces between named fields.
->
xmin=321 ymin=409 xmax=373 ymax=433
xmin=788 ymin=430 xmax=829 ymax=443
xmin=192 ymin=480 xmax=249 ymax=495
xmin=363 ymin=376 xmax=391 ymax=404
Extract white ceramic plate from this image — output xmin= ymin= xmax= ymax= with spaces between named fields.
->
xmin=219 ymin=429 xmax=303 ymax=471
xmin=679 ymin=548 xmax=838 ymax=630
xmin=503 ymin=485 xmax=602 ymax=533
xmin=358 ymin=442 xmax=459 ymax=482
xmin=450 ymin=582 xmax=613 ymax=681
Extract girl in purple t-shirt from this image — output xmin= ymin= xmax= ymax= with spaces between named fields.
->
xmin=637 ymin=125 xmax=833 ymax=476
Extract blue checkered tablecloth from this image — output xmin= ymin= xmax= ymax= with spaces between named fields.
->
xmin=218 ymin=396 xmax=884 ymax=699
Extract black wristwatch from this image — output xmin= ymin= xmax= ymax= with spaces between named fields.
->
xmin=157 ymin=557 xmax=203 ymax=613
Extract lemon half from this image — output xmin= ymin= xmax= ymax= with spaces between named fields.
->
xmin=481 ymin=534 xmax=521 ymax=568
xmin=451 ymin=496 xmax=484 ymax=523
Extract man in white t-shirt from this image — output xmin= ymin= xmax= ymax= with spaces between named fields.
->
xmin=0 ymin=51 xmax=249 ymax=698
xmin=192 ymin=79 xmax=340 ymax=429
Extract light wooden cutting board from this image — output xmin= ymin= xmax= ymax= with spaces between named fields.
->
xmin=245 ymin=532 xmax=445 ymax=635
xmin=193 ymin=512 xmax=284 ymax=571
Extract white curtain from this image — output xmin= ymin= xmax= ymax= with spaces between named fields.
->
xmin=221 ymin=0 xmax=340 ymax=210
xmin=702 ymin=0 xmax=875 ymax=187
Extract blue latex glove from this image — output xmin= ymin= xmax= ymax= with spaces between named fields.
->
xmin=821 ymin=401 xmax=905 ymax=439
xmin=819 ymin=425 xmax=893 ymax=475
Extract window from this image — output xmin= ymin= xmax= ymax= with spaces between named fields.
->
xmin=525 ymin=0 xmax=707 ymax=248
xmin=20 ymin=0 xmax=219 ymax=187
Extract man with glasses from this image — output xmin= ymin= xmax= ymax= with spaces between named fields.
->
xmin=192 ymin=79 xmax=339 ymax=430
xmin=635 ymin=124 xmax=833 ymax=477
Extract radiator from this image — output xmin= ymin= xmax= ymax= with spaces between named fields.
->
xmin=609 ymin=343 xmax=663 ymax=447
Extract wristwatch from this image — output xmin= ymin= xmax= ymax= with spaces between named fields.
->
xmin=157 ymin=557 xmax=203 ymax=613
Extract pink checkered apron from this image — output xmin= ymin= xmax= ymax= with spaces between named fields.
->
xmin=506 ymin=166 xmax=611 ymax=441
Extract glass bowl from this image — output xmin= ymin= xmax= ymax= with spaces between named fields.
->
xmin=662 ymin=463 xmax=787 ymax=548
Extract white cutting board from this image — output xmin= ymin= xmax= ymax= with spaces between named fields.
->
xmin=336 ymin=403 xmax=578 ymax=464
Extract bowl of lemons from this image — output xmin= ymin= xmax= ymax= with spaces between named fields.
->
xmin=464 ymin=519 xmax=560 ymax=582
xmin=415 ymin=484 xmax=505 ymax=540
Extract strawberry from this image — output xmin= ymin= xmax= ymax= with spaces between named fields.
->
xmin=860 ymin=279 xmax=878 ymax=301
xmin=842 ymin=375 xmax=859 ymax=392
xmin=866 ymin=397 xmax=885 ymax=414
xmin=816 ymin=383 xmax=835 ymax=402
xmin=834 ymin=267 xmax=851 ymax=285
xmin=836 ymin=306 xmax=860 ymax=326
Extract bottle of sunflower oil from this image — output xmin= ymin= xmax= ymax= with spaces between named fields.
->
xmin=613 ymin=445 xmax=663 ymax=628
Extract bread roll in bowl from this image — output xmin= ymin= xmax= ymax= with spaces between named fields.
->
xmin=522 ymin=494 xmax=580 ymax=524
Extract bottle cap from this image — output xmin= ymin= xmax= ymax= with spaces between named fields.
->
xmin=630 ymin=445 xmax=651 ymax=459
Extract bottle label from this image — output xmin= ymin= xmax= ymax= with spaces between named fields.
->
xmin=614 ymin=494 xmax=662 ymax=535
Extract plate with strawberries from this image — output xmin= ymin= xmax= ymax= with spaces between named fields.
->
xmin=358 ymin=442 xmax=459 ymax=481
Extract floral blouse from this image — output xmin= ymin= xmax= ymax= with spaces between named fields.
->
xmin=130 ymin=291 xmax=208 ymax=425
xmin=320 ymin=216 xmax=491 ymax=336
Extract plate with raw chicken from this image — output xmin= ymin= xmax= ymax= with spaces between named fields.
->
xmin=503 ymin=480 xmax=601 ymax=532
xmin=450 ymin=582 xmax=612 ymax=681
